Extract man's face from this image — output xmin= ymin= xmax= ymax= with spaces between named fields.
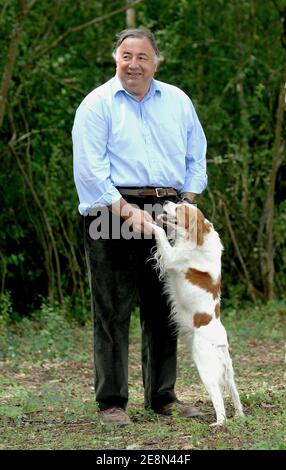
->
xmin=115 ymin=37 xmax=158 ymax=100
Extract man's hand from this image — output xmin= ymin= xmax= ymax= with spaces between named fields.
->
xmin=108 ymin=198 xmax=156 ymax=235
xmin=181 ymin=192 xmax=196 ymax=203
xmin=121 ymin=204 xmax=155 ymax=235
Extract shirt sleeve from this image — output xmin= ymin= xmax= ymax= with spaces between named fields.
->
xmin=181 ymin=99 xmax=208 ymax=194
xmin=72 ymin=99 xmax=121 ymax=215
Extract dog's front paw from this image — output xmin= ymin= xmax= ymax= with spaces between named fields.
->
xmin=152 ymin=223 xmax=167 ymax=239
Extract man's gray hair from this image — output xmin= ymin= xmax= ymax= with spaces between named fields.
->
xmin=112 ymin=28 xmax=161 ymax=62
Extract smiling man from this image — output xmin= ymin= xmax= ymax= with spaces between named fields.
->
xmin=72 ymin=28 xmax=207 ymax=426
xmin=114 ymin=34 xmax=159 ymax=100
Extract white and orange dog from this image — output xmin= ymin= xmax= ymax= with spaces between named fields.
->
xmin=152 ymin=201 xmax=244 ymax=426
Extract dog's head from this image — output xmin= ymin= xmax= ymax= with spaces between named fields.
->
xmin=160 ymin=201 xmax=213 ymax=246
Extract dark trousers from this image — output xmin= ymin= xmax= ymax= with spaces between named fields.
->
xmin=83 ymin=196 xmax=178 ymax=411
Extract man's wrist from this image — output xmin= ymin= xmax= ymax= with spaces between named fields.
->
xmin=108 ymin=197 xmax=130 ymax=219
xmin=180 ymin=192 xmax=196 ymax=204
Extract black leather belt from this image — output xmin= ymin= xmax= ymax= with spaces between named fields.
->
xmin=118 ymin=187 xmax=178 ymax=198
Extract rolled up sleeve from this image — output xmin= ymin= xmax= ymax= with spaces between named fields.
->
xmin=72 ymin=100 xmax=121 ymax=215
xmin=181 ymin=100 xmax=208 ymax=194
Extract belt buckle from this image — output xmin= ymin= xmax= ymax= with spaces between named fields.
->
xmin=155 ymin=187 xmax=165 ymax=197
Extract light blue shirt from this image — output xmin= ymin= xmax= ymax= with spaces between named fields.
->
xmin=72 ymin=75 xmax=207 ymax=215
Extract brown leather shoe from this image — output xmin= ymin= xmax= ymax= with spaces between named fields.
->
xmin=154 ymin=400 xmax=204 ymax=418
xmin=99 ymin=407 xmax=132 ymax=426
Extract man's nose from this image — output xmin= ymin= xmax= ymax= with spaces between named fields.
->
xmin=128 ymin=57 xmax=140 ymax=68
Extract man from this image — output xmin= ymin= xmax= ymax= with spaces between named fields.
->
xmin=72 ymin=28 xmax=207 ymax=426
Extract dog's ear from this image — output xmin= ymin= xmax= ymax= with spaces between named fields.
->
xmin=176 ymin=204 xmax=197 ymax=241
xmin=176 ymin=204 xmax=212 ymax=245
xmin=176 ymin=204 xmax=189 ymax=230
xmin=196 ymin=210 xmax=212 ymax=246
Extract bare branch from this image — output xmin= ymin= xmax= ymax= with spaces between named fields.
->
xmin=271 ymin=0 xmax=282 ymax=14
xmin=27 ymin=0 xmax=37 ymax=8
xmin=216 ymin=194 xmax=258 ymax=302
xmin=39 ymin=67 xmax=86 ymax=96
xmin=8 ymin=138 xmax=64 ymax=304
xmin=34 ymin=0 xmax=144 ymax=60
xmin=0 ymin=0 xmax=10 ymax=21
xmin=9 ymin=128 xmax=56 ymax=146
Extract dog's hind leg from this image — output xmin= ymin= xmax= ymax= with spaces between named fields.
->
xmin=199 ymin=372 xmax=226 ymax=426
xmin=192 ymin=338 xmax=227 ymax=426
xmin=225 ymin=352 xmax=244 ymax=418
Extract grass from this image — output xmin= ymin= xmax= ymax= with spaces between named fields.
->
xmin=0 ymin=300 xmax=285 ymax=450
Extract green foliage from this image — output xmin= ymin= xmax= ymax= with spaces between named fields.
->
xmin=0 ymin=291 xmax=13 ymax=333
xmin=0 ymin=299 xmax=92 ymax=362
xmin=0 ymin=0 xmax=285 ymax=318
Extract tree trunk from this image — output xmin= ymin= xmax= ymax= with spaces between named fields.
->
xmin=260 ymin=68 xmax=286 ymax=300
xmin=126 ymin=0 xmax=136 ymax=28
xmin=0 ymin=0 xmax=28 ymax=129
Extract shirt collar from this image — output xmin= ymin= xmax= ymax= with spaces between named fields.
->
xmin=111 ymin=75 xmax=161 ymax=100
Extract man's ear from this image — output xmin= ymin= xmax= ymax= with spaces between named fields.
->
xmin=154 ymin=55 xmax=164 ymax=72
xmin=112 ymin=50 xmax=117 ymax=63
